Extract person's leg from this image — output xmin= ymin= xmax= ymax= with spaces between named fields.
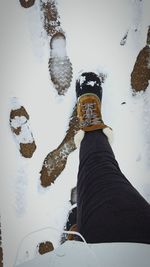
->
xmin=75 ymin=71 xmax=150 ymax=244
xmin=77 ymin=130 xmax=150 ymax=243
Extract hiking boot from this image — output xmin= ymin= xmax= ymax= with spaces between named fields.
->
xmin=76 ymin=72 xmax=108 ymax=132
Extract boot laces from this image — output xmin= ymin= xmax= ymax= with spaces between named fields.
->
xmin=81 ymin=102 xmax=102 ymax=126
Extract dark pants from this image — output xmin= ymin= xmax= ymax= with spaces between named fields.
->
xmin=77 ymin=130 xmax=150 ymax=244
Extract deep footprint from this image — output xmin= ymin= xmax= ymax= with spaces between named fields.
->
xmin=9 ymin=98 xmax=37 ymax=158
xmin=40 ymin=1 xmax=73 ymax=95
xmin=131 ymin=26 xmax=150 ymax=93
xmin=49 ymin=32 xmax=73 ymax=95
xmin=40 ymin=105 xmax=79 ymax=187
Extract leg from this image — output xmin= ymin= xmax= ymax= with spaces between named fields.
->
xmin=77 ymin=130 xmax=150 ymax=243
xmin=75 ymin=72 xmax=150 ymax=244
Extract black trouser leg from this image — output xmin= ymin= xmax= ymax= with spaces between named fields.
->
xmin=77 ymin=130 xmax=150 ymax=243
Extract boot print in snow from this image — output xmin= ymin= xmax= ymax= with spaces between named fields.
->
xmin=40 ymin=0 xmax=61 ymax=37
xmin=49 ymin=32 xmax=73 ymax=95
xmin=131 ymin=26 xmax=150 ymax=93
xmin=40 ymin=105 xmax=79 ymax=187
xmin=40 ymin=0 xmax=73 ymax=95
xmin=9 ymin=98 xmax=36 ymax=158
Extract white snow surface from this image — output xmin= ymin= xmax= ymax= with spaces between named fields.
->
xmin=87 ymin=81 xmax=97 ymax=86
xmin=10 ymin=115 xmax=34 ymax=145
xmin=51 ymin=36 xmax=67 ymax=58
xmin=0 ymin=0 xmax=150 ymax=266
xmin=10 ymin=98 xmax=22 ymax=111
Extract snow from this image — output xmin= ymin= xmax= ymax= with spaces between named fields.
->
xmin=15 ymin=241 xmax=150 ymax=267
xmin=50 ymin=36 xmax=67 ymax=58
xmin=10 ymin=98 xmax=22 ymax=111
xmin=77 ymin=74 xmax=86 ymax=86
xmin=0 ymin=0 xmax=150 ymax=266
xmin=87 ymin=81 xmax=97 ymax=86
xmin=10 ymin=115 xmax=34 ymax=144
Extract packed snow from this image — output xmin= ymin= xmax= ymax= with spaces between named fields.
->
xmin=10 ymin=114 xmax=34 ymax=144
xmin=87 ymin=81 xmax=97 ymax=86
xmin=0 ymin=0 xmax=150 ymax=266
xmin=50 ymin=35 xmax=67 ymax=58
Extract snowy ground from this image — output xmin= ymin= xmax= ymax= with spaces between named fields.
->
xmin=0 ymin=0 xmax=150 ymax=266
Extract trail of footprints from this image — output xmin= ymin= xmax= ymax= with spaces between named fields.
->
xmin=6 ymin=2 xmax=150 ymax=257
xmin=17 ymin=2 xmax=150 ymax=187
xmin=13 ymin=1 xmax=74 ymax=185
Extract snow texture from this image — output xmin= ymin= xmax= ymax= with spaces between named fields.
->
xmin=10 ymin=116 xmax=34 ymax=144
xmin=0 ymin=0 xmax=150 ymax=266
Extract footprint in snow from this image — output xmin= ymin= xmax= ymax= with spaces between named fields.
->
xmin=9 ymin=98 xmax=36 ymax=158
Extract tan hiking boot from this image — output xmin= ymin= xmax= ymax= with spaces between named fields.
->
xmin=77 ymin=93 xmax=108 ymax=132
xmin=75 ymin=72 xmax=113 ymax=146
